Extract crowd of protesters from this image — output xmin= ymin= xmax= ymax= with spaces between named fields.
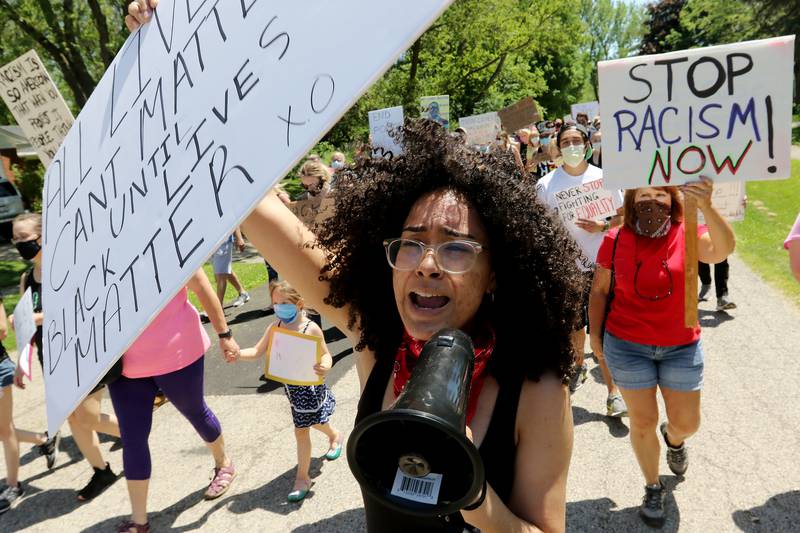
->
xmin=0 ymin=2 xmax=789 ymax=532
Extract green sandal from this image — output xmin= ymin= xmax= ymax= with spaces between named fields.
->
xmin=287 ymin=481 xmax=313 ymax=502
xmin=325 ymin=438 xmax=343 ymax=460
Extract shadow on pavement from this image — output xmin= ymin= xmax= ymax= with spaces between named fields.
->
xmin=292 ymin=507 xmax=366 ymax=532
xmin=227 ymin=308 xmax=274 ymax=326
xmin=732 ymin=490 xmax=800 ymax=532
xmin=572 ymin=406 xmax=629 ymax=438
xmin=81 ymin=458 xmax=331 ymax=532
xmin=567 ymin=476 xmax=681 ymax=532
xmin=1 ymin=487 xmax=82 ymax=531
xmin=698 ymin=309 xmax=735 ymax=328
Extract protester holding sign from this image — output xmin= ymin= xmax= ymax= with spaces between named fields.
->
xmin=0 ymin=295 xmax=56 ymax=513
xmin=242 ymin=120 xmax=581 ymax=531
xmin=108 ymin=267 xmax=240 ymax=533
xmin=535 ymin=124 xmax=627 ymax=417
xmin=238 ymin=280 xmax=341 ymax=502
xmin=588 ymin=179 xmax=735 ymax=527
xmin=11 ymin=213 xmax=121 ymax=503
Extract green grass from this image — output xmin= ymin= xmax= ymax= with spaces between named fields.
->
xmin=187 ymin=261 xmax=270 ymax=310
xmin=0 ymin=260 xmax=30 ymax=351
xmin=732 ymin=159 xmax=800 ymax=303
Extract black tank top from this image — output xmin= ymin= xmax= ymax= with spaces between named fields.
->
xmin=23 ymin=267 xmax=44 ymax=366
xmin=354 ymin=347 xmax=523 ymax=532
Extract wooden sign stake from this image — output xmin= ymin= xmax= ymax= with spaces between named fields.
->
xmin=684 ymin=195 xmax=699 ymax=327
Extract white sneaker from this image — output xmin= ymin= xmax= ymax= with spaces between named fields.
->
xmin=231 ymin=292 xmax=251 ymax=308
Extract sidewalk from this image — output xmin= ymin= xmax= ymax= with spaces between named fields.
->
xmin=2 ymin=253 xmax=800 ymax=531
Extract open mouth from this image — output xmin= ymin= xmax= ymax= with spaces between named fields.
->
xmin=410 ymin=291 xmax=451 ymax=310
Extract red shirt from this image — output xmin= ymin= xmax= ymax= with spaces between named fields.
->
xmin=596 ymin=223 xmax=708 ymax=346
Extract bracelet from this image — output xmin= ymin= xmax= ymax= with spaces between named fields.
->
xmin=218 ymin=329 xmax=233 ymax=339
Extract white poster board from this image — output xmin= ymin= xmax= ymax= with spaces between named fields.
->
xmin=698 ymin=181 xmax=746 ymax=223
xmin=420 ymin=95 xmax=450 ymax=129
xmin=458 ymin=112 xmax=500 ymax=145
xmin=368 ymin=105 xmax=404 ymax=158
xmin=0 ymin=50 xmax=75 ymax=167
xmin=598 ymin=36 xmax=795 ymax=189
xmin=40 ymin=0 xmax=454 ymax=435
xmin=13 ymin=288 xmax=36 ymax=380
xmin=553 ymin=181 xmax=619 ymax=226
xmin=571 ymin=101 xmax=600 ymax=121
xmin=265 ymin=327 xmax=322 ymax=386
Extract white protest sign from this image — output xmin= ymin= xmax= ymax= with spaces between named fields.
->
xmin=40 ymin=0 xmax=455 ymax=435
xmin=571 ymin=101 xmax=599 ymax=121
xmin=0 ymin=50 xmax=75 ymax=167
xmin=458 ymin=112 xmax=500 ymax=145
xmin=368 ymin=105 xmax=404 ymax=158
xmin=265 ymin=328 xmax=322 ymax=386
xmin=420 ymin=95 xmax=450 ymax=129
xmin=553 ymin=180 xmax=619 ymax=226
xmin=599 ymin=36 xmax=795 ymax=189
xmin=698 ymin=181 xmax=745 ymax=223
xmin=13 ymin=288 xmax=36 ymax=380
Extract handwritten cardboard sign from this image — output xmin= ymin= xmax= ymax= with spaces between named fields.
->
xmin=288 ymin=195 xmax=336 ymax=227
xmin=554 ymin=180 xmax=619 ymax=226
xmin=39 ymin=0 xmax=454 ymax=435
xmin=265 ymin=327 xmax=322 ymax=386
xmin=420 ymin=95 xmax=450 ymax=129
xmin=698 ymin=181 xmax=745 ymax=223
xmin=599 ymin=36 xmax=795 ymax=190
xmin=571 ymin=101 xmax=599 ymax=122
xmin=13 ymin=288 xmax=36 ymax=380
xmin=368 ymin=105 xmax=404 ymax=158
xmin=498 ymin=97 xmax=540 ymax=134
xmin=458 ymin=111 xmax=500 ymax=145
xmin=0 ymin=50 xmax=74 ymax=167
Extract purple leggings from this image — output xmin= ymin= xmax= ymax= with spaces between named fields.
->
xmin=108 ymin=356 xmax=222 ymax=480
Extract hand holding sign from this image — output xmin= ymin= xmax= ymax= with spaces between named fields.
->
xmin=12 ymin=288 xmax=36 ymax=381
xmin=265 ymin=327 xmax=323 ymax=386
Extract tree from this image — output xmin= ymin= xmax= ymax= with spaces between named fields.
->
xmin=639 ymin=0 xmax=686 ymax=54
xmin=580 ymin=0 xmax=646 ymax=100
xmin=0 ymin=0 xmax=128 ymax=120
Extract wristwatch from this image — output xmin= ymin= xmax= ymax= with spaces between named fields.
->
xmin=602 ymin=220 xmax=611 ymax=232
xmin=218 ymin=329 xmax=233 ymax=339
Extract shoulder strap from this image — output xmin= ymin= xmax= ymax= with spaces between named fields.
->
xmin=301 ymin=320 xmax=311 ymax=334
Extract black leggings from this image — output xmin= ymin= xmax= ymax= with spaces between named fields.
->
xmin=698 ymin=259 xmax=729 ymax=298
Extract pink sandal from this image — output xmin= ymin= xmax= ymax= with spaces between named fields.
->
xmin=204 ymin=462 xmax=236 ymax=500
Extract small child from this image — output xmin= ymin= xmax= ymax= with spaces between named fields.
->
xmin=238 ymin=281 xmax=342 ymax=502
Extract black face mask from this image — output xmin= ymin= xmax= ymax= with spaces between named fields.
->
xmin=15 ymin=239 xmax=41 ymax=260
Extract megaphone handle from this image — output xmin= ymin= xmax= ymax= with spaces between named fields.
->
xmin=461 ymin=477 xmax=488 ymax=511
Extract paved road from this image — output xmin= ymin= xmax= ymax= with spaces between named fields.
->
xmin=3 ymin=253 xmax=800 ymax=532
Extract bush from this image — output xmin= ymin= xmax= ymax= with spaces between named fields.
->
xmin=11 ymin=159 xmax=44 ymax=211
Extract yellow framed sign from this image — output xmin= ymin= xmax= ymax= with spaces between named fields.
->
xmin=264 ymin=327 xmax=323 ymax=386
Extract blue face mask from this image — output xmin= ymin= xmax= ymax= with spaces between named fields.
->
xmin=274 ymin=303 xmax=298 ymax=323
xmin=541 ymin=137 xmax=551 ymax=146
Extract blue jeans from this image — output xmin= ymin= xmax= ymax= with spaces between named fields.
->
xmin=603 ymin=331 xmax=704 ymax=391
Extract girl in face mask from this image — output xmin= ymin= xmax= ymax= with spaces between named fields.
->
xmin=237 ymin=280 xmax=341 ymax=502
xmin=587 ymin=179 xmax=735 ymax=528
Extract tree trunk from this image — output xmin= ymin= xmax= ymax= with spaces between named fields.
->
xmin=404 ymin=38 xmax=423 ymax=111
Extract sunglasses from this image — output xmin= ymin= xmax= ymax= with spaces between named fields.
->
xmin=383 ymin=238 xmax=485 ymax=274
xmin=634 ymin=260 xmax=674 ymax=301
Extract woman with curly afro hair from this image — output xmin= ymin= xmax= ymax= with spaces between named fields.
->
xmin=242 ymin=119 xmax=585 ymax=532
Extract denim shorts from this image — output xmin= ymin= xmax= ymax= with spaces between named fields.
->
xmin=0 ymin=356 xmax=15 ymax=388
xmin=603 ymin=331 xmax=704 ymax=391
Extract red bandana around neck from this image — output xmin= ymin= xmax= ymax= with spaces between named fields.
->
xmin=392 ymin=325 xmax=496 ymax=425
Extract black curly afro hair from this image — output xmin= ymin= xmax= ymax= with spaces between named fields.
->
xmin=314 ymin=119 xmax=584 ymax=385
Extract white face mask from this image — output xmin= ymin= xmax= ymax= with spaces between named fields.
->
xmin=561 ymin=145 xmax=586 ymax=168
xmin=592 ymin=141 xmax=601 ymax=151
xmin=331 ymin=160 xmax=344 ymax=170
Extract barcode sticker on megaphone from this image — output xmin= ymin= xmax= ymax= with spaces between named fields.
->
xmin=390 ymin=468 xmax=443 ymax=505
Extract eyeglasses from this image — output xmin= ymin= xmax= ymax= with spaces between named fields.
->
xmin=634 ymin=260 xmax=674 ymax=301
xmin=383 ymin=238 xmax=485 ymax=274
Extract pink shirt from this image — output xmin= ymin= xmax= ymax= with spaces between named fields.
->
xmin=122 ymin=288 xmax=211 ymax=378
xmin=785 ymin=214 xmax=800 ymax=249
